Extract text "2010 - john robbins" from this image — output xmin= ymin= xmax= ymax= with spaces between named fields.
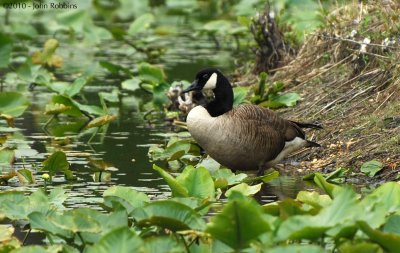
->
xmin=2 ymin=1 xmax=78 ymax=10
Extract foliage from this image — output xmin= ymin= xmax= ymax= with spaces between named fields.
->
xmin=0 ymin=92 xmax=30 ymax=126
xmin=361 ymin=160 xmax=384 ymax=177
xmin=0 ymin=171 xmax=400 ymax=252
xmin=41 ymin=151 xmax=75 ymax=181
xmin=251 ymin=72 xmax=301 ymax=108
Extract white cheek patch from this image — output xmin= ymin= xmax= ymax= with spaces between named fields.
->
xmin=203 ymin=73 xmax=217 ymax=90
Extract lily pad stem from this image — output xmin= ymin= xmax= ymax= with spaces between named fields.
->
xmin=22 ymin=229 xmax=31 ymax=245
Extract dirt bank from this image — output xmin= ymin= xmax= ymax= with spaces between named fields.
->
xmin=261 ymin=0 xmax=399 ymax=182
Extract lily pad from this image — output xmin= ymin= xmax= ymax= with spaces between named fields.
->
xmin=131 ymin=200 xmax=206 ymax=231
xmin=85 ymin=227 xmax=145 ymax=253
xmin=0 ymin=32 xmax=12 ymax=68
xmin=206 ymin=192 xmax=270 ymax=250
xmin=153 ymin=164 xmax=188 ymax=197
xmin=361 ymin=160 xmax=383 ymax=177
xmin=64 ymin=77 xmax=88 ymax=97
xmin=138 ymin=62 xmax=165 ymax=83
xmin=41 ymin=151 xmax=74 ymax=180
xmin=358 ymin=221 xmax=400 ymax=252
xmin=128 ymin=13 xmax=154 ymax=35
xmin=103 ymin=186 xmax=150 ymax=213
xmin=0 ymin=92 xmax=30 ymax=118
xmin=225 ymin=182 xmax=262 ymax=197
xmin=176 ymin=166 xmax=215 ymax=200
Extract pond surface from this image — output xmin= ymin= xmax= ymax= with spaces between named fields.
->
xmin=1 ymin=25 xmax=314 ymax=209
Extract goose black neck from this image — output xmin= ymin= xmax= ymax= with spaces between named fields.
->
xmin=205 ymin=74 xmax=233 ymax=117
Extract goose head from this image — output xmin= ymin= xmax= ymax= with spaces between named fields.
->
xmin=182 ymin=68 xmax=234 ymax=117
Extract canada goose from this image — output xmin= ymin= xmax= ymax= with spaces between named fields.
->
xmin=182 ymin=68 xmax=321 ymax=175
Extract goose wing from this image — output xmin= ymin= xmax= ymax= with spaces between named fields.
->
xmin=228 ymin=104 xmax=306 ymax=142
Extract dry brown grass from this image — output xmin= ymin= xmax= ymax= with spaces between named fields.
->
xmin=271 ymin=0 xmax=400 ymax=180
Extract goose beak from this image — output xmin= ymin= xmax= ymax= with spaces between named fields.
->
xmin=182 ymin=79 xmax=200 ymax=93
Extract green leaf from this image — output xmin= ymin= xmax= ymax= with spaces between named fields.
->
xmin=256 ymin=72 xmax=267 ymax=97
xmin=361 ymin=160 xmax=383 ymax=177
xmin=296 ymin=191 xmax=332 ymax=209
xmin=261 ymin=169 xmax=280 ymax=183
xmin=315 ymin=187 xmax=359 ymax=225
xmin=358 ymin=220 xmax=400 ymax=253
xmin=50 ymin=208 xmax=102 ymax=234
xmin=11 ymin=23 xmax=38 ymax=39
xmin=16 ymin=169 xmax=35 ymax=184
xmin=225 ymin=183 xmax=262 ymax=197
xmin=206 ymin=192 xmax=270 ymax=250
xmin=384 ymin=215 xmax=400 ymax=234
xmin=82 ymin=24 xmax=112 ymax=44
xmin=358 ymin=182 xmax=400 ymax=229
xmin=259 ymin=92 xmax=301 ymax=109
xmin=152 ymin=82 xmax=170 ymax=107
xmin=100 ymin=61 xmax=131 ymax=75
xmin=121 ymin=78 xmax=141 ymax=91
xmin=338 ymin=241 xmax=383 ymax=253
xmin=273 ymin=92 xmax=301 ymax=107
xmin=28 ymin=212 xmax=74 ymax=239
xmin=0 ymin=92 xmax=30 ymax=118
xmin=202 ymin=20 xmax=231 ymax=33
xmin=0 ymin=149 xmax=14 ymax=165
xmin=266 ymin=245 xmax=326 ymax=253
xmin=103 ymin=186 xmax=150 ymax=213
xmin=313 ymin=173 xmax=342 ymax=198
xmin=164 ymin=140 xmax=191 ymax=161
xmin=211 ymin=168 xmax=248 ymax=186
xmin=176 ymin=166 xmax=215 ymax=200
xmin=57 ymin=10 xmax=88 ymax=33
xmin=131 ymin=200 xmax=206 ymax=231
xmin=144 ymin=236 xmax=185 ymax=253
xmin=258 ymin=99 xmax=285 ymax=109
xmin=0 ymin=32 xmax=13 ymax=68
xmin=41 ymin=151 xmax=72 ymax=179
xmin=153 ymin=164 xmax=188 ymax=197
xmin=276 ymin=187 xmax=360 ymax=241
xmin=138 ymin=62 xmax=165 ymax=83
xmin=72 ymin=100 xmax=104 ymax=116
xmin=47 ymin=187 xmax=68 ymax=208
xmin=0 ymin=192 xmax=27 ymax=220
xmin=362 ymin=182 xmax=400 ymax=213
xmin=195 ymin=156 xmax=222 ymax=173
xmin=99 ymin=89 xmax=119 ymax=103
xmin=10 ymin=245 xmax=70 ymax=253
xmin=233 ymin=87 xmax=249 ymax=106
xmin=128 ymin=13 xmax=155 ymax=35
xmin=64 ymin=77 xmax=88 ymax=97
xmin=85 ymin=227 xmax=145 ymax=253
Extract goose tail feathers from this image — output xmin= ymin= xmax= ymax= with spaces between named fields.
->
xmin=291 ymin=121 xmax=323 ymax=129
xmin=306 ymin=140 xmax=321 ymax=148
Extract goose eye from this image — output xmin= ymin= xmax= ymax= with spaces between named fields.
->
xmin=202 ymin=74 xmax=208 ymax=79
